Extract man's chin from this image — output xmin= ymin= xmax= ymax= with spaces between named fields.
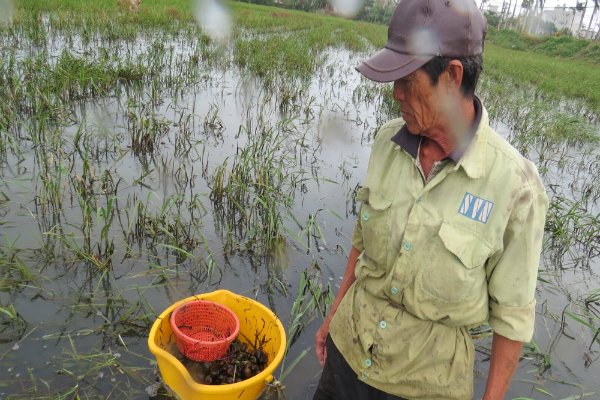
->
xmin=404 ymin=121 xmax=421 ymax=136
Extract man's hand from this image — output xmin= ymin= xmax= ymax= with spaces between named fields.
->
xmin=315 ymin=319 xmax=330 ymax=367
xmin=483 ymin=332 xmax=523 ymax=400
xmin=315 ymin=246 xmax=361 ymax=367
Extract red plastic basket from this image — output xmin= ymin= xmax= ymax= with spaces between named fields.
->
xmin=170 ymin=300 xmax=240 ymax=362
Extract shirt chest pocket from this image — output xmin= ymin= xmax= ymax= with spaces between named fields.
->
xmin=417 ymin=222 xmax=491 ymax=304
xmin=356 ymin=187 xmax=393 ymax=268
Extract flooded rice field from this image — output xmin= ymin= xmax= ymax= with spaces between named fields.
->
xmin=1 ymin=10 xmax=599 ymax=400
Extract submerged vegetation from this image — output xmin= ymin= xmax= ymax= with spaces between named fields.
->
xmin=0 ymin=0 xmax=598 ymax=399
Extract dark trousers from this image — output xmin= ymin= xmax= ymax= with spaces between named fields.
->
xmin=313 ymin=335 xmax=408 ymax=400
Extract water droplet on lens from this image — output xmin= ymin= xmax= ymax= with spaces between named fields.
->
xmin=329 ymin=0 xmax=363 ymax=18
xmin=408 ymin=28 xmax=438 ymax=56
xmin=193 ymin=0 xmax=232 ymax=41
xmin=0 ymin=0 xmax=14 ymax=26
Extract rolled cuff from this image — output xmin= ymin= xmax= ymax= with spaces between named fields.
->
xmin=488 ymin=299 xmax=536 ymax=343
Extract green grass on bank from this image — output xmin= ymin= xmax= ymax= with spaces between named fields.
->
xmin=8 ymin=0 xmax=600 ymax=114
xmin=484 ymin=44 xmax=600 ymax=113
xmin=12 ymin=0 xmax=387 ymax=48
xmin=487 ymin=29 xmax=600 ymax=63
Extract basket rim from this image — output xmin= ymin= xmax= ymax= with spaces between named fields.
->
xmin=170 ymin=299 xmax=240 ymax=347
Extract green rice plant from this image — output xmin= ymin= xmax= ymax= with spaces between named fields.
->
xmin=42 ymin=334 xmax=153 ymax=399
xmin=484 ymin=43 xmax=600 ymax=115
xmin=479 ymin=76 xmax=599 ymax=148
xmin=564 ymin=310 xmax=600 ymax=351
xmin=122 ymin=191 xmax=218 ymax=279
xmin=208 ymin=117 xmax=306 ymax=256
xmin=585 ymin=289 xmax=600 ymax=312
xmin=127 ymin=101 xmax=170 ymax=154
xmin=288 ymin=262 xmax=333 ymax=346
xmin=544 ymin=195 xmax=600 ymax=266
xmin=279 ymin=261 xmax=333 ymax=376
xmin=94 ymin=194 xmax=117 ymax=266
xmin=0 ymin=117 xmax=17 ymax=161
xmin=0 ymin=236 xmax=37 ymax=292
xmin=34 ymin=144 xmax=68 ymax=215
xmin=70 ymin=131 xmax=98 ymax=239
xmin=469 ymin=323 xmax=493 ymax=340
xmin=289 ymin=209 xmax=341 ymax=254
xmin=0 ymin=302 xmax=27 ymax=343
xmin=523 ymin=339 xmax=552 ymax=374
xmin=202 ymin=103 xmax=224 ymax=137
xmin=0 ymin=304 xmax=17 ymax=320
xmin=560 ymin=291 xmax=600 ymax=352
xmin=55 ymin=231 xmax=111 ymax=270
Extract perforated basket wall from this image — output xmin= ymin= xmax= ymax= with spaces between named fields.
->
xmin=170 ymin=300 xmax=240 ymax=361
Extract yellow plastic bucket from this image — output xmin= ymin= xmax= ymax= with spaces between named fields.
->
xmin=148 ymin=289 xmax=287 ymax=400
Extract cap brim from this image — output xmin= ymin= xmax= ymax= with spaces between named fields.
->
xmin=356 ymin=48 xmax=432 ymax=82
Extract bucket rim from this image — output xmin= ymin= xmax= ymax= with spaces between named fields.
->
xmin=148 ymin=289 xmax=287 ymax=395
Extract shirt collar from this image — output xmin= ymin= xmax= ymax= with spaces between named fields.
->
xmin=390 ymin=96 xmax=486 ymax=178
xmin=390 ymin=96 xmax=483 ymax=162
xmin=449 ymin=96 xmax=483 ymax=162
xmin=390 ymin=124 xmax=420 ymax=159
xmin=453 ymin=105 xmax=489 ymax=179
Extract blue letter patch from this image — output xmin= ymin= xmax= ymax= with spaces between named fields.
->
xmin=458 ymin=193 xmax=494 ymax=224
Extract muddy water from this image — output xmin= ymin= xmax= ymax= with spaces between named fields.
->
xmin=1 ymin=25 xmax=599 ymax=400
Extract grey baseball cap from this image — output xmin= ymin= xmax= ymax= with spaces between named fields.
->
xmin=357 ymin=0 xmax=487 ymax=82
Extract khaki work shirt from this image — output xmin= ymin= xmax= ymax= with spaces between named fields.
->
xmin=329 ymin=105 xmax=549 ymax=399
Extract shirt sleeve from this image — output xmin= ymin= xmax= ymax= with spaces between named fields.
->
xmin=351 ymin=216 xmax=364 ymax=253
xmin=485 ymin=184 xmax=549 ymax=343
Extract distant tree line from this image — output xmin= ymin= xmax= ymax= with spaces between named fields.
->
xmin=235 ymin=0 xmax=397 ymax=24
xmin=482 ymin=0 xmax=600 ymax=40
xmin=485 ymin=10 xmax=559 ymax=35
xmin=236 ymin=0 xmax=600 ymax=40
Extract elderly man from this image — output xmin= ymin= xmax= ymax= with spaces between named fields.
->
xmin=313 ymin=0 xmax=548 ymax=399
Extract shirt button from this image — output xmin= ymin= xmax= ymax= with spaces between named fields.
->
xmin=403 ymin=241 xmax=412 ymax=252
xmin=379 ymin=320 xmax=387 ymax=329
xmin=363 ymin=211 xmax=369 ymax=221
xmin=391 ymin=287 xmax=399 ymax=295
xmin=416 ymin=196 xmax=423 ymax=204
xmin=361 ymin=372 xmax=369 ymax=380
xmin=364 ymin=358 xmax=372 ymax=367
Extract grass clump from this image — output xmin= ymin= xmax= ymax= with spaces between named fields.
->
xmin=10 ymin=1 xmax=600 ymax=114
xmin=483 ymin=45 xmax=600 ymax=115
xmin=209 ymin=118 xmax=304 ymax=255
xmin=234 ymin=35 xmax=317 ymax=80
xmin=480 ymin=75 xmax=599 ymax=146
xmin=486 ymin=29 xmax=600 ymax=63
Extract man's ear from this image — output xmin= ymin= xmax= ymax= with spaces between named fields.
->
xmin=444 ymin=60 xmax=464 ymax=94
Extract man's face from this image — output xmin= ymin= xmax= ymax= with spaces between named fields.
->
xmin=392 ymin=68 xmax=447 ymax=135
